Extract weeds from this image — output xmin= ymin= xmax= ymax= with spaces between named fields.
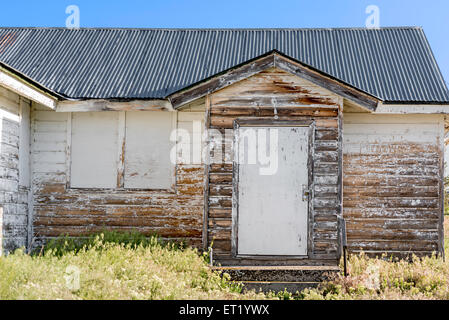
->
xmin=0 ymin=232 xmax=266 ymax=300
xmin=2 ymin=219 xmax=449 ymax=300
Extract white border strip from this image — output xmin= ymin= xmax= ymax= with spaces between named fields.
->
xmin=376 ymin=103 xmax=449 ymax=114
xmin=0 ymin=68 xmax=57 ymax=110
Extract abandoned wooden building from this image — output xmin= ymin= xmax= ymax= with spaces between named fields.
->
xmin=0 ymin=27 xmax=448 ymax=268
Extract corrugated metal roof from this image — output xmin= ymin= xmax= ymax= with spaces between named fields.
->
xmin=0 ymin=27 xmax=447 ymax=103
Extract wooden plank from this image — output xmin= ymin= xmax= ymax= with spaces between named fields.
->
xmin=70 ymin=112 xmax=119 ymax=188
xmin=31 ymin=100 xmax=206 ymax=246
xmin=18 ymin=98 xmax=31 ymax=188
xmin=56 ymin=99 xmax=172 ymax=112
xmin=342 ymin=114 xmax=444 ymax=256
xmin=273 ymin=54 xmax=378 ymax=111
xmin=202 ymin=95 xmax=211 ymax=250
xmin=116 ymin=112 xmax=125 ymax=188
xmin=170 ymin=54 xmax=275 ymax=108
xmin=0 ymin=67 xmax=57 ymax=109
xmin=124 ymin=111 xmax=175 ymax=189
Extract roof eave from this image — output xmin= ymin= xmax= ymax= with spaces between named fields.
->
xmin=168 ymin=50 xmax=381 ymax=112
xmin=0 ymin=62 xmax=60 ymax=109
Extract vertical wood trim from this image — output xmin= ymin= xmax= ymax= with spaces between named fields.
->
xmin=231 ymin=120 xmax=240 ymax=257
xmin=18 ymin=97 xmax=31 ymax=188
xmin=439 ymin=116 xmax=445 ymax=259
xmin=19 ymin=97 xmax=25 ymax=250
xmin=117 ymin=111 xmax=126 ymax=188
xmin=307 ymin=122 xmax=315 ymax=259
xmin=18 ymin=98 xmax=24 ymax=185
xmin=202 ymin=95 xmax=211 ymax=251
xmin=171 ymin=110 xmax=178 ymax=191
xmin=27 ymin=102 xmax=36 ymax=251
xmin=65 ymin=112 xmax=72 ymax=189
xmin=336 ymin=99 xmax=344 ymax=260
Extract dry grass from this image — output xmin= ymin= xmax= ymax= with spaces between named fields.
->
xmin=1 ymin=220 xmax=448 ymax=300
xmin=298 ymin=218 xmax=449 ymax=300
xmin=0 ymin=234 xmax=269 ymax=300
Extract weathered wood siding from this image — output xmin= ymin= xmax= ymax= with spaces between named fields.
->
xmin=206 ymin=67 xmax=343 ymax=265
xmin=31 ymin=104 xmax=205 ymax=248
xmin=0 ymin=86 xmax=30 ymax=253
xmin=343 ymin=113 xmax=445 ymax=257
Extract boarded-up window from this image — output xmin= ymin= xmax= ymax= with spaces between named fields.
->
xmin=124 ymin=111 xmax=174 ymax=189
xmin=70 ymin=112 xmax=119 ymax=188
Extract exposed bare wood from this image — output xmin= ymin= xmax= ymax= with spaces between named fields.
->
xmin=202 ymin=95 xmax=211 ymax=250
xmin=56 ymin=99 xmax=173 ymax=112
xmin=206 ymin=67 xmax=343 ymax=265
xmin=0 ymin=87 xmax=31 ymax=253
xmin=343 ymin=113 xmax=445 ymax=256
xmin=273 ymin=54 xmax=379 ymax=111
xmin=169 ymin=54 xmax=275 ymax=108
xmin=31 ymin=105 xmax=206 ymax=248
xmin=169 ymin=52 xmax=380 ymax=111
xmin=376 ymin=103 xmax=449 ymax=114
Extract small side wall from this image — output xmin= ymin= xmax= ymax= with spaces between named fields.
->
xmin=30 ymin=102 xmax=206 ymax=249
xmin=0 ymin=86 xmax=31 ymax=254
xmin=343 ymin=113 xmax=445 ymax=258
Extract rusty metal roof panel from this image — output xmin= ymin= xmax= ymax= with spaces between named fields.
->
xmin=0 ymin=27 xmax=447 ymax=102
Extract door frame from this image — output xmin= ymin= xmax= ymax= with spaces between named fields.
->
xmin=231 ymin=119 xmax=315 ymax=259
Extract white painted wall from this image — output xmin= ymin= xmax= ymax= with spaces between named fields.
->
xmin=343 ymin=113 xmax=445 ymax=254
xmin=69 ymin=111 xmax=178 ymax=189
xmin=343 ymin=114 xmax=444 ymax=151
xmin=0 ymin=86 xmax=31 ymax=253
xmin=19 ymin=102 xmax=30 ymax=188
xmin=177 ymin=112 xmax=204 ymax=165
xmin=34 ymin=108 xmax=204 ymax=192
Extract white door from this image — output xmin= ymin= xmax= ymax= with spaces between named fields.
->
xmin=236 ymin=126 xmax=309 ymax=256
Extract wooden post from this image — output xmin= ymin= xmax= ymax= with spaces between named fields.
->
xmin=202 ymin=95 xmax=211 ymax=251
xmin=338 ymin=216 xmax=348 ymax=276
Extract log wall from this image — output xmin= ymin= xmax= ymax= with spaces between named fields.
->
xmin=0 ymin=86 xmax=30 ymax=253
xmin=343 ymin=113 xmax=445 ymax=257
xmin=206 ymin=67 xmax=343 ymax=265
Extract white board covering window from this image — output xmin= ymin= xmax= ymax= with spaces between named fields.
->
xmin=124 ymin=111 xmax=174 ymax=189
xmin=70 ymin=112 xmax=119 ymax=188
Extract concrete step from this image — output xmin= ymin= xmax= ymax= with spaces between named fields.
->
xmin=240 ymin=281 xmax=320 ymax=294
xmin=212 ymin=265 xmax=340 ymax=282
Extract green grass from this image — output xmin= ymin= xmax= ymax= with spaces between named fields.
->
xmin=0 ymin=232 xmax=269 ymax=300
xmin=2 ymin=219 xmax=449 ymax=300
xmin=295 ymin=218 xmax=449 ymax=300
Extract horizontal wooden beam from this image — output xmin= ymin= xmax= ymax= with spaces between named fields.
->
xmin=0 ymin=67 xmax=57 ymax=110
xmin=375 ymin=103 xmax=449 ymax=114
xmin=56 ymin=99 xmax=173 ymax=112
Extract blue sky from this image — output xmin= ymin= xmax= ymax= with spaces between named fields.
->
xmin=1 ymin=0 xmax=448 ymax=85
